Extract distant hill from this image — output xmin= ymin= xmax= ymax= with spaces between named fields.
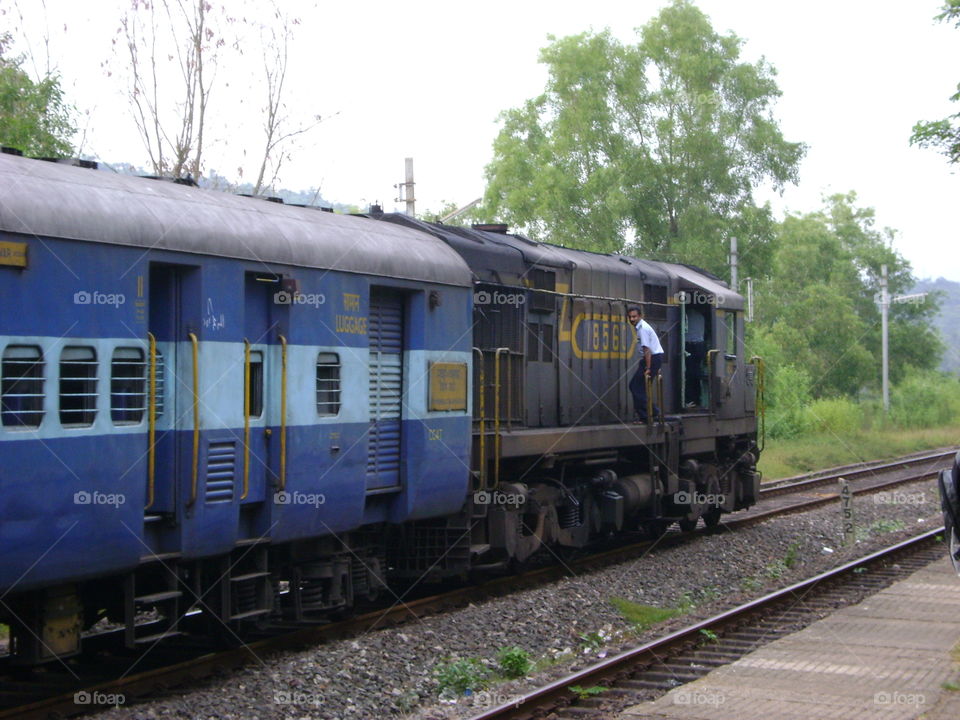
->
xmin=914 ymin=277 xmax=960 ymax=375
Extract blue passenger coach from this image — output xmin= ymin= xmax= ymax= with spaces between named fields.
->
xmin=0 ymin=151 xmax=473 ymax=661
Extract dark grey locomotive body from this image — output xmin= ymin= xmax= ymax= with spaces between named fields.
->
xmin=380 ymin=215 xmax=763 ymax=570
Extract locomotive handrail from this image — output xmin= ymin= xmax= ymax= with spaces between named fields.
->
xmin=473 ymin=347 xmax=486 ymax=491
xmin=494 ymin=347 xmax=510 ymax=489
xmin=145 ymin=332 xmax=157 ymax=511
xmin=187 ymin=332 xmax=200 ymax=507
xmin=750 ymin=355 xmax=766 ymax=451
xmin=657 ymin=372 xmax=665 ymax=426
xmin=242 ymin=338 xmax=251 ymax=501
xmin=645 ymin=374 xmax=653 ymax=431
xmin=475 ymin=279 xmax=676 ymax=308
xmin=706 ymin=348 xmax=719 ymax=407
xmin=278 ymin=334 xmax=288 ymax=492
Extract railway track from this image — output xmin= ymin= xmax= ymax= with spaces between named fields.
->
xmin=468 ymin=527 xmax=948 ymax=720
xmin=0 ymin=447 xmax=953 ymax=719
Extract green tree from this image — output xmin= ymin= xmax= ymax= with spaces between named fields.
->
xmin=751 ymin=194 xmax=942 ymax=398
xmin=0 ymin=33 xmax=73 ymax=156
xmin=482 ymin=0 xmax=804 ymax=274
xmin=910 ymin=1 xmax=960 ymax=163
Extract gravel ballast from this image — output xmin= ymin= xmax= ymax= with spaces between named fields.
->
xmin=97 ymin=477 xmax=947 ymax=720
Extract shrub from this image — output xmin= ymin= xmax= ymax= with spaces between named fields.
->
xmin=890 ymin=369 xmax=960 ymax=429
xmin=434 ymin=657 xmax=489 ymax=696
xmin=801 ymin=397 xmax=863 ymax=436
xmin=497 ymin=646 xmax=531 ymax=678
xmin=765 ymin=363 xmax=813 ymax=439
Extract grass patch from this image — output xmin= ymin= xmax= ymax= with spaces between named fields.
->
xmin=496 ymin=646 xmax=531 ymax=679
xmin=854 ymin=519 xmax=906 ymax=543
xmin=758 ymin=425 xmax=960 ymax=481
xmin=610 ymin=597 xmax=682 ymax=631
xmin=434 ymin=657 xmax=489 ymax=696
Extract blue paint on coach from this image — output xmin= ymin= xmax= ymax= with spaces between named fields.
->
xmin=0 ymin=159 xmax=475 ymax=598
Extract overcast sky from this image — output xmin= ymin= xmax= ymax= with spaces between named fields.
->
xmin=9 ymin=0 xmax=960 ymax=281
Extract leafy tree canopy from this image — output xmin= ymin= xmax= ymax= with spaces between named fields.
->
xmin=910 ymin=0 xmax=960 ymax=163
xmin=0 ymin=33 xmax=74 ymax=157
xmin=750 ymin=193 xmax=942 ymax=398
xmin=481 ymin=0 xmax=804 ymax=274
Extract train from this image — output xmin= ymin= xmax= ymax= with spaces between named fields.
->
xmin=0 ymin=148 xmax=762 ymax=664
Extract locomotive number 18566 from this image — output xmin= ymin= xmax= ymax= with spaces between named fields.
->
xmin=569 ymin=314 xmax=636 ymax=359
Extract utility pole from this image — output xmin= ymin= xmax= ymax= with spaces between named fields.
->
xmin=729 ymin=236 xmax=738 ymax=291
xmin=878 ymin=263 xmax=927 ymax=413
xmin=394 ymin=157 xmax=416 ymax=217
xmin=881 ymin=264 xmax=889 ymax=412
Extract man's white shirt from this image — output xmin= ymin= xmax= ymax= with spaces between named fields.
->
xmin=635 ymin=318 xmax=664 ymax=355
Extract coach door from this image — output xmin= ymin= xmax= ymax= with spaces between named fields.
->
xmin=146 ymin=265 xmax=198 ymax=518
xmin=367 ymin=288 xmax=404 ymax=492
xmin=241 ymin=274 xmax=280 ymax=506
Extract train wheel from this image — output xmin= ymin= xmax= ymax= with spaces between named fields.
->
xmin=703 ymin=509 xmax=722 ymax=529
xmin=678 ymin=518 xmax=698 ymax=532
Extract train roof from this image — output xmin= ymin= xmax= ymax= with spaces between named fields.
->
xmin=377 ymin=214 xmax=742 ymax=309
xmin=0 ymin=152 xmax=472 ymax=287
xmin=656 ymin=261 xmax=744 ymax=311
xmin=377 ymin=214 xmax=669 ymax=293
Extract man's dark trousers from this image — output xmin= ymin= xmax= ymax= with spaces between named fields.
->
xmin=630 ymin=352 xmax=663 ymax=421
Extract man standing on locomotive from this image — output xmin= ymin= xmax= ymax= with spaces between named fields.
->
xmin=627 ymin=306 xmax=664 ymax=423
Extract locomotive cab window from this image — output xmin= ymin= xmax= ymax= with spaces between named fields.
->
xmin=111 ymin=347 xmax=146 ymax=424
xmin=59 ymin=346 xmax=98 ymax=427
xmin=1 ymin=345 xmax=45 ymax=428
xmin=247 ymin=350 xmax=264 ymax=418
xmin=724 ymin=311 xmax=737 ymax=357
xmin=316 ymin=352 xmax=341 ymax=416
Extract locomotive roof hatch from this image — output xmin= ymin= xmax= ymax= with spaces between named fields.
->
xmin=0 ymin=153 xmax=472 ymax=287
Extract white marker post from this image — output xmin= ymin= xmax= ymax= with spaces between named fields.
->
xmin=839 ymin=478 xmax=854 ymax=546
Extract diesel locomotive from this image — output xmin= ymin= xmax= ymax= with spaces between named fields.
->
xmin=0 ymin=149 xmax=762 ymax=664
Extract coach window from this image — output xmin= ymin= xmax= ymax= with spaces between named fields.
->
xmin=1 ymin=345 xmax=45 ymax=428
xmin=316 ymin=352 xmax=341 ymax=416
xmin=247 ymin=350 xmax=264 ymax=418
xmin=111 ymin=347 xmax=147 ymax=424
xmin=60 ymin=346 xmax=98 ymax=426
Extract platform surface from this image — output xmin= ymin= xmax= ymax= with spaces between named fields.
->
xmin=621 ymin=556 xmax=960 ymax=720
